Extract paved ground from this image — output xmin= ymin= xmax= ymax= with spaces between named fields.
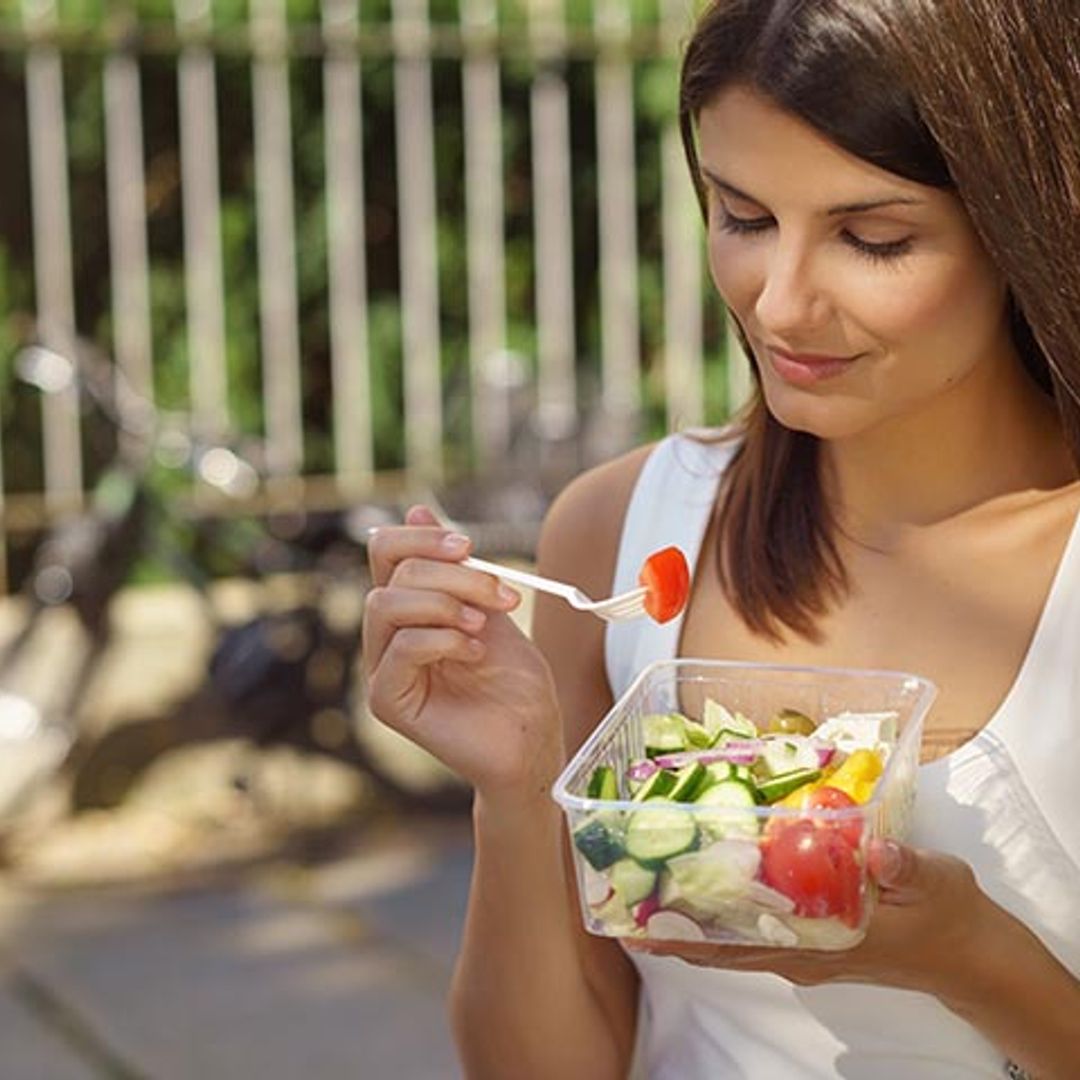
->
xmin=0 ymin=814 xmax=473 ymax=1079
xmin=0 ymin=579 xmax=531 ymax=1079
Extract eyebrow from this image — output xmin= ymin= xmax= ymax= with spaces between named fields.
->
xmin=700 ymin=167 xmax=923 ymax=216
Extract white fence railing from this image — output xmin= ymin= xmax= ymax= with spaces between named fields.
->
xmin=0 ymin=1 xmax=750 ymax=594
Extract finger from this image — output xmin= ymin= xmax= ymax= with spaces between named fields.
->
xmin=362 ymin=585 xmax=487 ymax=678
xmin=405 ymin=504 xmax=441 ymax=527
xmin=367 ymin=627 xmax=485 ymax=725
xmin=870 ymin=839 xmax=959 ymax=904
xmin=389 ymin=556 xmax=520 ymax=612
xmin=366 ymin=516 xmax=472 ymax=587
xmin=868 ymin=838 xmax=916 ymax=889
xmin=622 ymin=939 xmax=787 ymax=966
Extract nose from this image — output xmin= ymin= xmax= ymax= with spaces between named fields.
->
xmin=753 ymin=239 xmax=830 ymax=339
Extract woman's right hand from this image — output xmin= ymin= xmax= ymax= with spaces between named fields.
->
xmin=362 ymin=505 xmax=565 ymax=802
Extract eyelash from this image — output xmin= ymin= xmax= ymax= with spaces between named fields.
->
xmin=716 ymin=209 xmax=913 ymax=264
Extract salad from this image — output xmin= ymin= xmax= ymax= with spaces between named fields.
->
xmin=571 ymin=700 xmax=899 ymax=949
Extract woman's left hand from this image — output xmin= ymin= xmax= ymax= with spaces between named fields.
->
xmin=623 ymin=839 xmax=994 ymax=1000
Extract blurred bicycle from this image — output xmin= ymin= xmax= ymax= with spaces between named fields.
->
xmin=0 ymin=334 xmax=551 ymax=832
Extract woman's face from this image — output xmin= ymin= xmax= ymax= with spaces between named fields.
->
xmin=699 ymin=86 xmax=1012 ymax=440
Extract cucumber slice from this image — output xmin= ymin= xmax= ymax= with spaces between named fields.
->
xmin=701 ymin=698 xmax=738 ymax=740
xmin=631 ymin=768 xmax=677 ymax=802
xmin=702 ymin=700 xmax=758 ymax=740
xmin=626 ymin=806 xmax=698 ymax=867
xmin=573 ymin=816 xmax=625 ymax=870
xmin=591 ymin=891 xmax=635 ymax=936
xmin=756 ymin=766 xmax=821 ymax=803
xmin=694 ymin=778 xmax=761 ymax=839
xmin=760 ymin=735 xmax=820 ymax=777
xmin=704 ymin=761 xmax=734 ymax=785
xmin=683 ymin=719 xmax=715 ymax=749
xmin=669 ymin=762 xmax=708 ymax=802
xmin=609 ymin=858 xmax=657 ymax=906
xmin=704 ymin=703 xmax=758 ymax=740
xmin=586 ymin=765 xmax=619 ymax=801
xmin=643 ymin=713 xmax=687 ymax=757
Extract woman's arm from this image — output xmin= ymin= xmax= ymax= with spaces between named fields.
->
xmin=451 ymin=790 xmax=633 ymax=1080
xmin=940 ymin=894 xmax=1080 ymax=1080
xmin=450 ymin=452 xmax=650 ymax=1080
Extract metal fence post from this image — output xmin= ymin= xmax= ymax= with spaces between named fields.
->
xmin=393 ymin=0 xmax=443 ymax=484
xmin=323 ymin=0 xmax=375 ymax=494
xmin=22 ymin=0 xmax=83 ymax=512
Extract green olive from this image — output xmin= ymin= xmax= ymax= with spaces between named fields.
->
xmin=767 ymin=708 xmax=817 ymax=736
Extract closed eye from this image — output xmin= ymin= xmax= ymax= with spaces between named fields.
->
xmin=716 ymin=208 xmax=913 ymax=264
xmin=717 ymin=208 xmax=777 ymax=236
xmin=716 ymin=208 xmax=773 ymax=235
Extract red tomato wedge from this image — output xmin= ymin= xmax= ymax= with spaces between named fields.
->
xmin=803 ymin=785 xmax=865 ymax=849
xmin=638 ymin=546 xmax=690 ymax=624
xmin=761 ymin=819 xmax=863 ymax=927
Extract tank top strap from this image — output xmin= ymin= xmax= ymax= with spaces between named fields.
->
xmin=604 ymin=430 xmax=740 ymax=700
xmin=984 ymin=499 xmax=1080 ymax=866
xmin=1031 ymin=500 xmax=1080 ymax=658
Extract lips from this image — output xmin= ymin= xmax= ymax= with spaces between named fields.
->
xmin=765 ymin=345 xmax=858 ymax=387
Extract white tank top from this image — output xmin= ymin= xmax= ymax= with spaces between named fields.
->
xmin=605 ymin=432 xmax=1080 ymax=1079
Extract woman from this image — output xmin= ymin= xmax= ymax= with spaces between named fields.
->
xmin=362 ymin=0 xmax=1080 ymax=1075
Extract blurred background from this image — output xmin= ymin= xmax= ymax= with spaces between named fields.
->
xmin=0 ymin=0 xmax=743 ymax=1075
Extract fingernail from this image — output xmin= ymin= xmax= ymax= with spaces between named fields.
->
xmin=442 ymin=532 xmax=470 ymax=552
xmin=497 ymin=584 xmax=519 ymax=605
xmin=880 ymin=840 xmax=903 ymax=883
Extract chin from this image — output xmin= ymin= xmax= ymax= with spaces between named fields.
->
xmin=759 ymin=379 xmax=876 ymax=441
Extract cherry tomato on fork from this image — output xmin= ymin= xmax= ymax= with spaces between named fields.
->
xmin=638 ymin=546 xmax=691 ymax=623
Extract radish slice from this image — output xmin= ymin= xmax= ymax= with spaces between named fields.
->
xmin=633 ymin=894 xmax=662 ymax=928
xmin=645 ymin=910 xmax=707 ymax=942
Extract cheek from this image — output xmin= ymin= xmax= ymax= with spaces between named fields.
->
xmin=859 ymin=256 xmax=1005 ymax=381
xmin=707 ymin=233 xmax=760 ymax=315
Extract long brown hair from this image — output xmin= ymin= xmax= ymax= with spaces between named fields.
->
xmin=679 ymin=0 xmax=1080 ymax=642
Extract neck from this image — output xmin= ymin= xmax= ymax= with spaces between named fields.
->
xmin=820 ymin=353 xmax=1074 ymax=548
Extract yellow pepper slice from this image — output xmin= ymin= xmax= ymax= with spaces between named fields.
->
xmin=826 ymin=749 xmax=884 ymax=804
xmin=775 ymin=778 xmax=825 ymax=809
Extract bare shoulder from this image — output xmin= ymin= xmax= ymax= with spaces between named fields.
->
xmin=1032 ymin=478 xmax=1080 ymax=569
xmin=977 ymin=475 xmax=1080 ymax=556
xmin=532 ymin=442 xmax=658 ymax=754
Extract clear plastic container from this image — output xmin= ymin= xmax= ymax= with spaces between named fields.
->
xmin=552 ymin=659 xmax=936 ymax=950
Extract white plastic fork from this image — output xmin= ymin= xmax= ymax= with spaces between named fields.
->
xmin=461 ymin=556 xmax=649 ymax=623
